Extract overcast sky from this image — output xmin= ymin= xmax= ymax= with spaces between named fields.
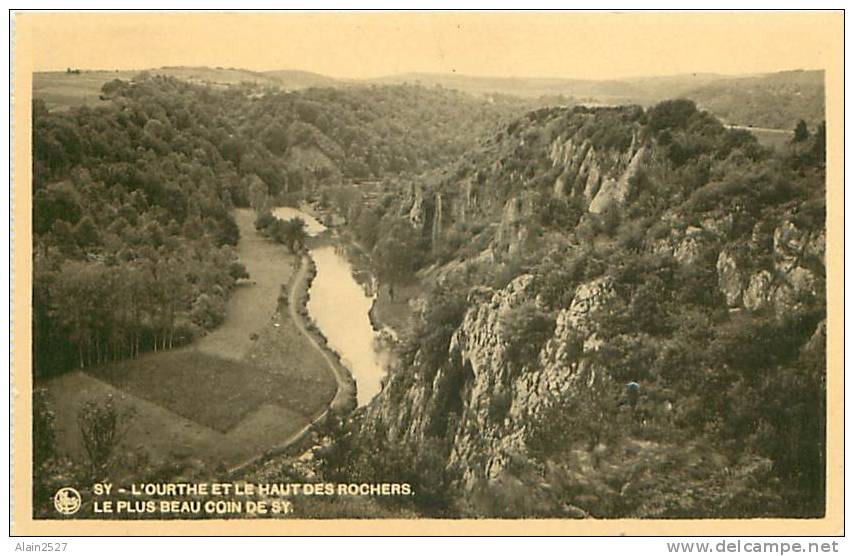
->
xmin=20 ymin=11 xmax=839 ymax=80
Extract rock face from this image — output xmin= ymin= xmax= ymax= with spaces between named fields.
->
xmin=494 ymin=197 xmax=534 ymax=256
xmin=673 ymin=226 xmax=708 ymax=266
xmin=547 ymin=132 xmax=644 ymax=214
xmin=407 ymin=117 xmax=646 ymax=258
xmin=588 ymin=146 xmax=647 ymax=214
xmin=716 ymin=249 xmax=743 ymax=307
xmin=366 ymin=106 xmax=826 ymax=516
xmin=432 ymin=192 xmax=444 ymax=245
xmin=363 ymin=273 xmax=616 ymax=492
xmin=743 ymin=270 xmax=774 ymax=312
xmin=407 ymin=185 xmax=427 ymax=229
xmin=714 ymin=218 xmax=825 ymax=314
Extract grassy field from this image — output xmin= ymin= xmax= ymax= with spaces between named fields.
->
xmin=33 ymin=67 xmax=282 ymax=111
xmin=42 ymin=209 xmax=337 ymax=472
xmin=194 ymin=209 xmax=298 ymax=360
xmin=33 ymin=71 xmax=136 ymax=111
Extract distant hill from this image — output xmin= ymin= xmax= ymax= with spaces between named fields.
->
xmin=367 ymin=70 xmax=825 ymax=129
xmin=263 ymin=69 xmax=342 ymax=90
xmin=150 ymin=66 xmax=281 ymax=87
xmin=33 ymin=66 xmax=281 ymax=111
xmin=33 ymin=66 xmax=825 ymax=130
xmin=683 ymin=70 xmax=825 ymax=129
xmin=367 ymin=72 xmax=727 ymax=103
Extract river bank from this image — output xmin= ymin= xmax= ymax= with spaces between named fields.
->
xmin=276 ymin=204 xmax=401 ymax=405
xmin=287 ymin=252 xmax=358 ymax=413
xmin=327 ymin=227 xmax=417 ymax=339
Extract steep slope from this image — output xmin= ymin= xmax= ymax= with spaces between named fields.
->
xmin=322 ymin=101 xmax=827 ymax=518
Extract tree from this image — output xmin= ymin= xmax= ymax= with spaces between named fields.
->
xmin=269 ymin=217 xmax=308 ymax=253
xmin=77 ymin=395 xmax=134 ymax=475
xmin=247 ymin=174 xmax=269 ymax=213
xmin=810 ymin=121 xmax=826 ymax=165
xmin=73 ymin=215 xmax=101 ymax=249
xmin=793 ymin=120 xmax=810 ymax=142
xmin=371 ymin=219 xmax=424 ymax=300
xmin=499 ymin=301 xmax=556 ymax=372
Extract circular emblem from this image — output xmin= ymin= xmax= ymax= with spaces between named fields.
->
xmin=53 ymin=487 xmax=81 ymax=515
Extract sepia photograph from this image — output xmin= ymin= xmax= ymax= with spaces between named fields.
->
xmin=9 ymin=9 xmax=843 ymax=536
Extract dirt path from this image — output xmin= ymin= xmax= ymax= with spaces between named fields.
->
xmin=287 ymin=253 xmax=355 ymax=412
xmin=226 ymin=252 xmax=356 ymax=476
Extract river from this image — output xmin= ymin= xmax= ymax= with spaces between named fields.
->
xmin=273 ymin=206 xmax=390 ymax=406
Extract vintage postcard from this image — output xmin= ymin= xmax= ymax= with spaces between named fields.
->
xmin=9 ymin=10 xmax=844 ymax=535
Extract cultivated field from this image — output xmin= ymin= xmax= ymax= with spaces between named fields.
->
xmin=33 ymin=71 xmax=136 ymax=111
xmin=33 ymin=67 xmax=282 ymax=111
xmin=42 ymin=209 xmax=337 ymax=472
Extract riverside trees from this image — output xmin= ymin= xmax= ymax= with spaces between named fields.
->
xmin=32 ymin=77 xmax=251 ymax=377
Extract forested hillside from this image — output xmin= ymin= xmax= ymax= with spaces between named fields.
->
xmin=32 ymin=74 xmax=526 ymax=377
xmin=314 ymin=101 xmax=827 ymax=518
xmin=685 ymin=70 xmax=825 ymax=129
xmin=369 ymin=69 xmax=825 ymax=130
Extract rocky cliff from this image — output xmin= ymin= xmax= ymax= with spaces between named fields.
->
xmin=352 ymin=102 xmax=827 ymax=518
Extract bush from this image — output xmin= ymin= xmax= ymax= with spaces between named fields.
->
xmin=77 ymin=395 xmax=135 ymax=475
xmin=648 ymin=99 xmax=699 ymax=132
xmin=500 ymin=302 xmax=556 ymax=372
xmin=33 ymin=388 xmax=57 ymax=467
xmin=254 ymin=210 xmax=275 ymax=230
xmin=413 ymin=284 xmax=469 ymax=380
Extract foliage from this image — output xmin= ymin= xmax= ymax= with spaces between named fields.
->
xmin=407 ymin=281 xmax=470 ymax=379
xmin=77 ymin=395 xmax=135 ymax=476
xmin=499 ymin=301 xmax=556 ymax=372
xmin=793 ymin=120 xmax=810 ymax=142
xmin=318 ymin=419 xmax=458 ymax=517
xmin=371 ymin=218 xmax=427 ymax=296
xmin=263 ymin=217 xmax=308 ymax=253
xmin=33 ymin=388 xmax=57 ymax=467
xmin=372 ymin=99 xmax=827 ymax=518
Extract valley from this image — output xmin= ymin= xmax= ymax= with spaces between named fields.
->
xmin=31 ymin=68 xmax=827 ymax=520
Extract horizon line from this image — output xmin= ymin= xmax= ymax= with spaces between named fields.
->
xmin=32 ymin=65 xmax=826 ymax=83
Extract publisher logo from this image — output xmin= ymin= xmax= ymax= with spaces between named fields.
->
xmin=53 ymin=487 xmax=81 ymax=515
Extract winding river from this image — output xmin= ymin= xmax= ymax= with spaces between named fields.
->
xmin=273 ymin=206 xmax=390 ymax=406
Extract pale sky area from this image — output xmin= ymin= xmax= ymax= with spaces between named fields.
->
xmin=19 ymin=11 xmax=840 ymax=80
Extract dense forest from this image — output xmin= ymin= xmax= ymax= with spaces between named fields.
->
xmin=312 ymin=100 xmax=827 ymax=518
xmin=32 ymin=74 xmax=526 ymax=377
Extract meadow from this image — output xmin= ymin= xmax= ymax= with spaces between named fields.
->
xmin=33 ymin=71 xmax=136 ymax=111
xmin=42 ymin=210 xmax=337 ymax=472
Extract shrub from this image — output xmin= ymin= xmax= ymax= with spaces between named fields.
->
xmin=648 ymin=99 xmax=699 ymax=132
xmin=500 ymin=302 xmax=556 ymax=372
xmin=33 ymin=388 xmax=57 ymax=467
xmin=77 ymin=395 xmax=135 ymax=475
